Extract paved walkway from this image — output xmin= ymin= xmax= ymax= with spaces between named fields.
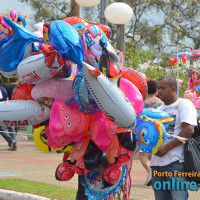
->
xmin=0 ymin=133 xmax=200 ymax=200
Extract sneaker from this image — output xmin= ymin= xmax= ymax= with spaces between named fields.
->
xmin=9 ymin=141 xmax=16 ymax=151
xmin=145 ymin=172 xmax=152 ymax=186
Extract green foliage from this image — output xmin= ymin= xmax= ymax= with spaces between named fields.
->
xmin=124 ymin=42 xmax=192 ymax=97
xmin=125 ymin=41 xmax=155 ymax=69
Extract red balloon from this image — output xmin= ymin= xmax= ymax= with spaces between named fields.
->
xmin=55 ymin=160 xmax=75 ymax=181
xmin=63 ymin=16 xmax=112 ymax=39
xmin=12 ymin=83 xmax=35 ymax=100
xmin=121 ymin=68 xmax=148 ymax=100
xmin=169 ymin=56 xmax=177 ymax=66
xmin=182 ymin=53 xmax=187 ymax=63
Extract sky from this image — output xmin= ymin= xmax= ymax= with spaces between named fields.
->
xmin=0 ymin=0 xmax=34 ymax=30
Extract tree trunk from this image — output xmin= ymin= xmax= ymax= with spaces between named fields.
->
xmin=70 ymin=0 xmax=80 ymax=17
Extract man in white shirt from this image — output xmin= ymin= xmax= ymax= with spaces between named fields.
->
xmin=151 ymin=75 xmax=197 ymax=200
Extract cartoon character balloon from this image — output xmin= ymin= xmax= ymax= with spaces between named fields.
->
xmin=135 ymin=115 xmax=166 ymax=154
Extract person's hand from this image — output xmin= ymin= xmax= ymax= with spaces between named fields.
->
xmin=155 ymin=144 xmax=170 ymax=157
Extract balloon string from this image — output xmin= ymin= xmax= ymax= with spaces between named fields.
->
xmin=166 ymin=133 xmax=188 ymax=144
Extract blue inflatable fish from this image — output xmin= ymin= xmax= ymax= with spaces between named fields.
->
xmin=0 ymin=16 xmax=41 ymax=73
xmin=48 ymin=20 xmax=84 ymax=67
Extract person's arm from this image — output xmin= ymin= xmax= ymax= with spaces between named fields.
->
xmin=155 ymin=122 xmax=194 ymax=157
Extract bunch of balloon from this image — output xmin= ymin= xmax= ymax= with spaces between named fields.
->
xmin=0 ymin=9 xmax=172 ymax=199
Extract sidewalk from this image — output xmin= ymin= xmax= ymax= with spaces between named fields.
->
xmin=0 ymin=133 xmax=199 ymax=200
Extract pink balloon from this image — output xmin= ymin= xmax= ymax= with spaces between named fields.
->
xmin=48 ymin=99 xmax=88 ymax=149
xmin=31 ymin=78 xmax=75 ymax=102
xmin=45 ymin=125 xmax=72 ymax=149
xmin=119 ymin=78 xmax=143 ymax=115
xmin=89 ymin=110 xmax=117 ymax=152
xmin=192 ymin=92 xmax=200 ymax=108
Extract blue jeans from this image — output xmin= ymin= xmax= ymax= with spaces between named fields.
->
xmin=8 ymin=127 xmax=17 ymax=147
xmin=151 ymin=161 xmax=188 ymax=200
xmin=0 ymin=126 xmax=14 ymax=146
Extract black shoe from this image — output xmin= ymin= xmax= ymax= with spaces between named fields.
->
xmin=12 ymin=143 xmax=17 ymax=151
xmin=10 ymin=141 xmax=16 ymax=151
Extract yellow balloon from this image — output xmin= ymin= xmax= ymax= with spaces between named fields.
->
xmin=33 ymin=126 xmax=73 ymax=153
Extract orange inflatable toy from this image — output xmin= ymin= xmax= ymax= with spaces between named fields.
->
xmin=12 ymin=82 xmax=35 ymax=101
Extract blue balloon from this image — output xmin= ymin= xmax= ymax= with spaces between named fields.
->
xmin=138 ymin=108 xmax=173 ymax=128
xmin=73 ymin=72 xmax=99 ymax=114
xmin=48 ymin=20 xmax=84 ymax=67
xmin=80 ymin=166 xmax=127 ymax=200
xmin=0 ymin=16 xmax=41 ymax=73
xmin=135 ymin=116 xmax=166 ymax=154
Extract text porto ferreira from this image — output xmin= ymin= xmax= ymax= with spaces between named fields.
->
xmin=152 ymin=170 xmax=200 ymax=191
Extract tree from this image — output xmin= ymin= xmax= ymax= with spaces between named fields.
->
xmin=159 ymin=0 xmax=200 ymax=50
xmin=19 ymin=0 xmax=72 ymax=22
xmin=18 ymin=0 xmax=200 ymax=67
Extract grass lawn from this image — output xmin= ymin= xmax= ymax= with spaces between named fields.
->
xmin=0 ymin=179 xmax=77 ymax=200
xmin=0 ymin=179 xmax=136 ymax=200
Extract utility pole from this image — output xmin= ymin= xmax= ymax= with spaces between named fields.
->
xmin=100 ymin=0 xmax=108 ymax=25
xmin=116 ymin=0 xmax=125 ymax=53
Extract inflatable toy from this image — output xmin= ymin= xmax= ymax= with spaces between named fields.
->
xmin=17 ymin=54 xmax=62 ymax=84
xmin=70 ymin=138 xmax=90 ymax=162
xmin=7 ymin=9 xmax=27 ymax=27
xmin=73 ymin=72 xmax=99 ymax=114
xmin=121 ymin=67 xmax=148 ymax=100
xmin=80 ymin=165 xmax=127 ymax=200
xmin=106 ymin=135 xmax=119 ymax=164
xmin=31 ymin=78 xmax=75 ymax=102
xmin=76 ymin=140 xmax=103 ymax=173
xmin=33 ymin=126 xmax=73 ymax=153
xmin=116 ymin=130 xmax=137 ymax=166
xmin=89 ymin=110 xmax=117 ymax=152
xmin=169 ymin=49 xmax=200 ymax=66
xmin=0 ymin=100 xmax=50 ymax=126
xmin=83 ymin=62 xmax=136 ymax=129
xmin=0 ymin=11 xmax=169 ymax=199
xmin=139 ymin=108 xmax=174 ymax=128
xmin=99 ymin=49 xmax=122 ymax=81
xmin=1 ymin=70 xmax=18 ymax=78
xmin=83 ymin=25 xmax=116 ymax=69
xmin=177 ymin=79 xmax=183 ymax=88
xmin=48 ymin=20 xmax=84 ymax=67
xmin=55 ymin=160 xmax=76 ymax=181
xmin=187 ymin=70 xmax=200 ymax=93
xmin=184 ymin=90 xmax=200 ymax=109
xmin=119 ymin=78 xmax=143 ymax=115
xmin=47 ymin=99 xmax=89 ymax=149
xmin=33 ymin=22 xmax=44 ymax=38
xmin=0 ymin=16 xmax=41 ymax=73
xmin=63 ymin=16 xmax=112 ymax=39
xmin=12 ymin=82 xmax=35 ymax=100
xmin=135 ymin=115 xmax=166 ymax=154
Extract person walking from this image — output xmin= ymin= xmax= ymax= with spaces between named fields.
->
xmin=4 ymin=77 xmax=19 ymax=151
xmin=151 ymin=75 xmax=197 ymax=200
xmin=0 ymin=75 xmax=16 ymax=151
xmin=139 ymin=80 xmax=163 ymax=186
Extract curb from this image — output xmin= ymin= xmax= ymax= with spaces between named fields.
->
xmin=0 ymin=189 xmax=50 ymax=200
